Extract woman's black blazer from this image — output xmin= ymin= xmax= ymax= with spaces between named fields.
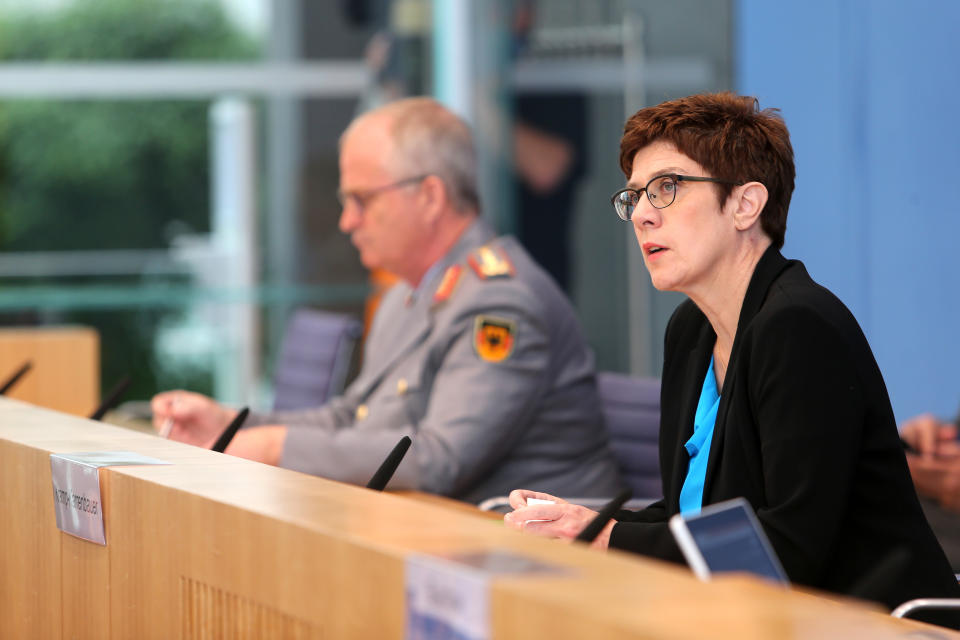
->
xmin=609 ymin=245 xmax=960 ymax=615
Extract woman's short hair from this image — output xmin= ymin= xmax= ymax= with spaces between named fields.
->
xmin=619 ymin=93 xmax=795 ymax=248
xmin=361 ymin=97 xmax=480 ymax=213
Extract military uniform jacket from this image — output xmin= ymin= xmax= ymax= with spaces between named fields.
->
xmin=251 ymin=220 xmax=622 ymax=503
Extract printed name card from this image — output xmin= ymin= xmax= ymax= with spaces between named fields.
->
xmin=405 ymin=550 xmax=569 ymax=640
xmin=50 ymin=451 xmax=170 ymax=545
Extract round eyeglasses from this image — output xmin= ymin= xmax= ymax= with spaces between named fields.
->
xmin=610 ymin=174 xmax=741 ymax=221
xmin=337 ymin=174 xmax=429 ymax=212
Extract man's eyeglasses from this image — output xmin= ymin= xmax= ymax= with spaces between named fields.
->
xmin=610 ymin=174 xmax=741 ymax=221
xmin=337 ymin=175 xmax=429 ymax=212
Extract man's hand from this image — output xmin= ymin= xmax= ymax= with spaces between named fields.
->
xmin=907 ymin=454 xmax=960 ymax=512
xmin=224 ymin=426 xmax=287 ymax=466
xmin=151 ymin=390 xmax=236 ymax=448
xmin=901 ymin=414 xmax=959 ymax=457
xmin=902 ymin=414 xmax=960 ymax=513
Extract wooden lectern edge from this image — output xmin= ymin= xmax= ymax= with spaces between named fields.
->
xmin=3 ymin=397 xmax=955 ymax=639
xmin=0 ymin=395 xmax=931 ymax=593
xmin=106 ymin=456 xmax=948 ymax=640
xmin=0 ymin=397 xmax=702 ymax=582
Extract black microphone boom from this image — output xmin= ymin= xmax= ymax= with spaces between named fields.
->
xmin=366 ymin=436 xmax=413 ymax=491
xmin=0 ymin=361 xmax=32 ymax=395
xmin=211 ymin=407 xmax=250 ymax=453
xmin=89 ymin=375 xmax=132 ymax=421
xmin=575 ymin=488 xmax=633 ymax=543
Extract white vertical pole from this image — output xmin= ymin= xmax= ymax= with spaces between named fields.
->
xmin=623 ymin=10 xmax=654 ymax=376
xmin=265 ymin=0 xmax=302 ymax=406
xmin=432 ymin=0 xmax=513 ymax=233
xmin=210 ymin=97 xmax=260 ymax=404
xmin=432 ymin=0 xmax=474 ymax=122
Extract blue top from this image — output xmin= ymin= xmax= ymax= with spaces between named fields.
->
xmin=678 ymin=355 xmax=721 ymax=515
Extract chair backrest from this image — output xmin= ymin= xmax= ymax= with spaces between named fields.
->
xmin=272 ymin=308 xmax=362 ymax=411
xmin=596 ymin=372 xmax=662 ymax=499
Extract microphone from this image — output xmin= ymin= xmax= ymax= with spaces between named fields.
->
xmin=0 ymin=360 xmax=32 ymax=395
xmin=366 ymin=436 xmax=412 ymax=490
xmin=88 ymin=375 xmax=131 ymax=421
xmin=211 ymin=407 xmax=250 ymax=453
xmin=575 ymin=488 xmax=633 ymax=543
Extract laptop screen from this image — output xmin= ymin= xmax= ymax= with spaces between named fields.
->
xmin=678 ymin=498 xmax=789 ymax=584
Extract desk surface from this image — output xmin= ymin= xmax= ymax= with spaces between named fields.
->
xmin=0 ymin=397 xmax=954 ymax=639
xmin=394 ymin=490 xmax=505 ymax=521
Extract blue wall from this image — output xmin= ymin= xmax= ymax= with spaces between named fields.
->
xmin=737 ymin=0 xmax=960 ymax=422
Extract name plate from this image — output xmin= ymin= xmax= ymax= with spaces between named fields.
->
xmin=50 ymin=451 xmax=170 ymax=545
xmin=405 ymin=550 xmax=569 ymax=640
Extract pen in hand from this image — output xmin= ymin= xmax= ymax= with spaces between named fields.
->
xmin=158 ymin=397 xmax=176 ymax=438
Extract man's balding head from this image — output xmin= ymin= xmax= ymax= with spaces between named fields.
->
xmin=337 ymin=98 xmax=480 ymax=285
xmin=342 ymin=97 xmax=479 ymax=214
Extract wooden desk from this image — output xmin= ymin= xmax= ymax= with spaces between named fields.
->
xmin=0 ymin=325 xmax=99 ymax=415
xmin=394 ymin=490 xmax=505 ymax=521
xmin=0 ymin=397 xmax=954 ymax=639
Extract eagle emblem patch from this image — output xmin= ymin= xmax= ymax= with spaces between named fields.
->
xmin=473 ymin=315 xmax=516 ymax=363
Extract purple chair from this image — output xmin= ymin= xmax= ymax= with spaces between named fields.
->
xmin=478 ymin=371 xmax=663 ymax=513
xmin=272 ymin=308 xmax=362 ymax=411
xmin=596 ymin=372 xmax=662 ymax=500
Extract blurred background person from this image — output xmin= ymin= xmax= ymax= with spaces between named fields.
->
xmin=901 ymin=408 xmax=960 ymax=570
xmin=346 ymin=0 xmax=588 ymax=292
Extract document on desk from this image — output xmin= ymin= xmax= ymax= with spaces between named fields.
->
xmin=405 ymin=550 xmax=569 ymax=640
xmin=50 ymin=451 xmax=170 ymax=545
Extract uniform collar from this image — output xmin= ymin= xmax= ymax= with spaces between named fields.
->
xmin=405 ymin=217 xmax=496 ymax=305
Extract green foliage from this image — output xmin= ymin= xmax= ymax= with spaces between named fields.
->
xmin=0 ymin=0 xmax=262 ymax=400
xmin=0 ymin=99 xmax=218 ymax=250
xmin=0 ymin=0 xmax=260 ymax=251
xmin=0 ymin=0 xmax=258 ymax=61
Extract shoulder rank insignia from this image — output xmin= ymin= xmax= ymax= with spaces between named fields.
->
xmin=468 ymin=245 xmax=515 ymax=280
xmin=432 ymin=264 xmax=462 ymax=305
xmin=473 ymin=315 xmax=516 ymax=363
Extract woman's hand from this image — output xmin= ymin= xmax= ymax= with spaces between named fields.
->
xmin=503 ymin=490 xmax=615 ymax=550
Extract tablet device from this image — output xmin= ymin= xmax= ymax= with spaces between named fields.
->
xmin=668 ymin=497 xmax=788 ymax=585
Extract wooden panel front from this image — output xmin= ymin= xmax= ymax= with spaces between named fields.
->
xmin=0 ymin=397 xmax=955 ymax=640
xmin=0 ymin=439 xmax=62 ymax=639
xmin=0 ymin=326 xmax=99 ymax=416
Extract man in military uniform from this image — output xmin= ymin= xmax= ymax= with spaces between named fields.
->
xmin=151 ymin=97 xmax=622 ymax=503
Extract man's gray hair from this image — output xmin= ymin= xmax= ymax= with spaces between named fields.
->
xmin=348 ymin=97 xmax=480 ymax=213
